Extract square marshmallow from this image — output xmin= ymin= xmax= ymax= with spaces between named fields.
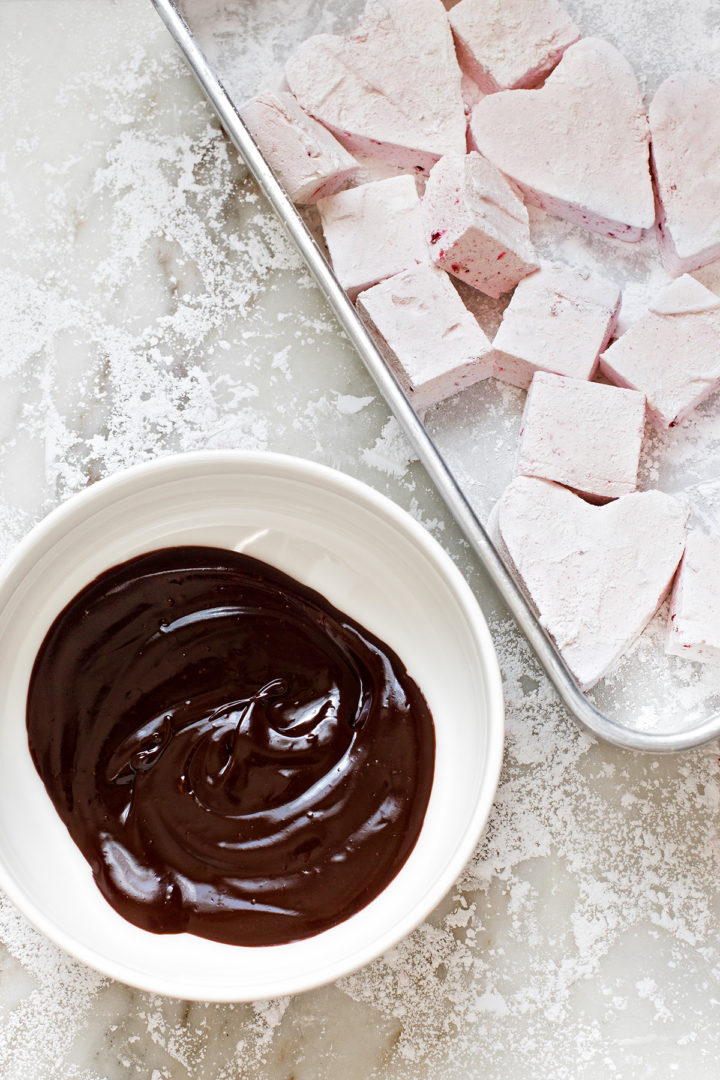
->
xmin=650 ymin=76 xmax=720 ymax=275
xmin=317 ymin=175 xmax=427 ymax=299
xmin=239 ymin=91 xmax=359 ymax=205
xmin=667 ymin=531 xmax=720 ymax=663
xmin=449 ymin=0 xmax=580 ymax=93
xmin=357 ymin=264 xmax=493 ymax=408
xmin=493 ymin=263 xmax=621 ymax=388
xmin=422 ymin=151 xmax=537 ymax=298
xmin=599 ymin=275 xmax=720 ymax=428
xmin=517 ymin=372 xmax=646 ymax=503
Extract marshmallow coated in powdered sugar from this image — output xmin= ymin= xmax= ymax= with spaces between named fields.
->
xmin=285 ymin=0 xmax=466 ymax=174
xmin=489 ymin=476 xmax=687 ymax=690
xmin=449 ymin=0 xmax=580 ymax=94
xmin=492 ymin=262 xmax=621 ymax=388
xmin=317 ymin=175 xmax=427 ymax=300
xmin=422 ymin=151 xmax=537 ymax=298
xmin=356 ymin=263 xmax=493 ymax=409
xmin=650 ymin=75 xmax=720 ymax=275
xmin=599 ymin=274 xmax=720 ymax=429
xmin=239 ymin=92 xmax=359 ymax=205
xmin=516 ymin=372 xmax=645 ymax=503
xmin=469 ymin=38 xmax=656 ymax=241
xmin=667 ymin=531 xmax=720 ymax=663
xmin=460 ymin=72 xmax=485 ymax=115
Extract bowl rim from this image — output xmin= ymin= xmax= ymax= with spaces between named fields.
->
xmin=0 ymin=450 xmax=504 ymax=1000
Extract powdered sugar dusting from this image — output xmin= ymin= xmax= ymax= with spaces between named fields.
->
xmin=339 ymin=622 xmax=720 ymax=1077
xmin=0 ymin=897 xmax=104 ymax=1080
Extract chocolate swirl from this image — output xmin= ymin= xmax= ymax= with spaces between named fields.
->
xmin=27 ymin=547 xmax=434 ymax=946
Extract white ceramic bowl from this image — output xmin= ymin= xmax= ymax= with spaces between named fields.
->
xmin=0 ymin=451 xmax=503 ymax=1001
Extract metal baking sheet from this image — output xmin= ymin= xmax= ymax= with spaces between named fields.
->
xmin=149 ymin=0 xmax=720 ymax=752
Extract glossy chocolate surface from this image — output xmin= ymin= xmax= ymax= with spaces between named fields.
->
xmin=27 ymin=547 xmax=435 ymax=946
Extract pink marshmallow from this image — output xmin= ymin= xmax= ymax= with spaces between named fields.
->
xmin=666 ymin=532 xmax=720 ymax=663
xmin=422 ymin=151 xmax=537 ymax=298
xmin=650 ymin=76 xmax=720 ymax=276
xmin=356 ymin=263 xmax=493 ymax=408
xmin=449 ymin=0 xmax=580 ymax=94
xmin=317 ymin=175 xmax=427 ymax=300
xmin=239 ymin=92 xmax=359 ymax=205
xmin=599 ymin=275 xmax=720 ymax=429
xmin=492 ymin=262 xmax=621 ymax=387
xmin=470 ymin=39 xmax=656 ymax=241
xmin=489 ymin=476 xmax=687 ymax=690
xmin=285 ymin=0 xmax=466 ymax=174
xmin=461 ymin=72 xmax=486 ymax=116
xmin=516 ymin=372 xmax=646 ymax=503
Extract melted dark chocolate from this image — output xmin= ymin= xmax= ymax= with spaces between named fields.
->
xmin=26 ymin=547 xmax=434 ymax=946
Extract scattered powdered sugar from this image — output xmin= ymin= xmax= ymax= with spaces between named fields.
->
xmin=0 ymin=897 xmax=105 ymax=1080
xmin=3 ymin=0 xmax=720 ymax=1076
xmin=361 ymin=417 xmax=419 ymax=477
xmin=339 ymin=621 xmax=720 ymax=1078
xmin=4 ymin=618 xmax=720 ymax=1077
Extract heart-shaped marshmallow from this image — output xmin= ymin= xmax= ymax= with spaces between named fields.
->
xmin=285 ymin=0 xmax=466 ymax=174
xmin=470 ymin=38 xmax=655 ymax=241
xmin=490 ymin=477 xmax=687 ymax=689
xmin=650 ymin=75 xmax=720 ymax=275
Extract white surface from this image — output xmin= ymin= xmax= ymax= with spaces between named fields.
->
xmin=4 ymin=0 xmax=720 ymax=1076
xmin=0 ymin=452 xmax=502 ymax=1000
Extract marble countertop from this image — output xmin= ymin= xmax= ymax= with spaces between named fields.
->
xmin=2 ymin=1 xmax=720 ymax=1077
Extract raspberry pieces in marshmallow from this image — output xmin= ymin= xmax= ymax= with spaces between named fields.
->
xmin=422 ymin=152 xmax=537 ymax=298
xmin=650 ymin=76 xmax=720 ymax=275
xmin=492 ymin=262 xmax=621 ymax=388
xmin=239 ymin=92 xmax=359 ymax=205
xmin=285 ymin=0 xmax=466 ymax=174
xmin=599 ymin=275 xmax=720 ymax=428
xmin=449 ymin=0 xmax=580 ymax=94
xmin=667 ymin=532 xmax=720 ymax=663
xmin=517 ymin=373 xmax=645 ymax=503
xmin=470 ymin=39 xmax=655 ymax=241
xmin=317 ymin=175 xmax=427 ymax=299
xmin=490 ymin=476 xmax=687 ymax=689
xmin=357 ymin=264 xmax=493 ymax=408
